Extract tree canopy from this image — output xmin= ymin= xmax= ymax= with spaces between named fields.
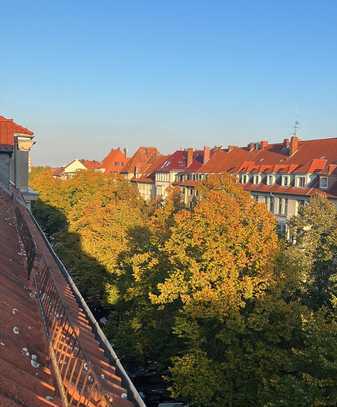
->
xmin=30 ymin=169 xmax=337 ymax=406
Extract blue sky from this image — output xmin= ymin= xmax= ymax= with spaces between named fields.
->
xmin=1 ymin=0 xmax=337 ymax=166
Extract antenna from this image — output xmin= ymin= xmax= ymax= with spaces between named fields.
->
xmin=293 ymin=121 xmax=300 ymax=136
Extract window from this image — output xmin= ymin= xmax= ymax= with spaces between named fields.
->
xmin=281 ymin=175 xmax=290 ymax=187
xmin=320 ymin=176 xmax=328 ymax=189
xmin=296 ymin=176 xmax=306 ymax=188
xmin=253 ymin=175 xmax=261 ymax=184
xmin=266 ymin=175 xmax=275 ymax=185
xmin=264 ymin=195 xmax=275 ymax=213
xmin=241 ymin=174 xmax=249 ymax=184
xmin=279 ymin=198 xmax=288 ymax=216
xmin=296 ymin=200 xmax=305 ymax=215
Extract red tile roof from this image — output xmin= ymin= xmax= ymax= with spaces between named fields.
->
xmin=122 ymin=147 xmax=159 ymax=175
xmin=79 ymin=159 xmax=102 ymax=170
xmin=0 ymin=186 xmax=137 ymax=406
xmin=0 ymin=115 xmax=33 ymax=145
xmin=0 ymin=188 xmax=61 ymax=406
xmin=157 ymin=150 xmax=204 ymax=173
xmin=101 ymin=148 xmax=128 ymax=173
xmin=197 ymin=137 xmax=337 ymax=176
xmin=132 ymin=154 xmax=169 ymax=183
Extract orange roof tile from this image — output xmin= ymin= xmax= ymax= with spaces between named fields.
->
xmin=122 ymin=147 xmax=159 ymax=175
xmin=157 ymin=150 xmax=205 ymax=173
xmin=197 ymin=137 xmax=337 ymax=176
xmin=79 ymin=159 xmax=102 ymax=169
xmin=0 ymin=115 xmax=33 ymax=145
xmin=131 ymin=154 xmax=169 ymax=183
xmin=0 ymin=186 xmax=140 ymax=406
xmin=101 ymin=148 xmax=128 ymax=173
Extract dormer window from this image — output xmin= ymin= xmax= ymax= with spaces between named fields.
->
xmin=320 ymin=176 xmax=328 ymax=189
xmin=266 ymin=175 xmax=275 ymax=185
xmin=252 ymin=174 xmax=261 ymax=184
xmin=281 ymin=175 xmax=291 ymax=187
xmin=295 ymin=176 xmax=306 ymax=188
xmin=241 ymin=174 xmax=249 ymax=184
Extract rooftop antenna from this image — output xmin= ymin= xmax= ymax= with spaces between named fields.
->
xmin=293 ymin=121 xmax=300 ymax=136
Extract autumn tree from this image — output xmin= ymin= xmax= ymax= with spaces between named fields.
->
xmin=286 ymin=194 xmax=337 ymax=310
xmin=107 ymin=174 xmax=280 ymax=402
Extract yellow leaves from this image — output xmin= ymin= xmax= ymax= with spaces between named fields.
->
xmin=149 ymin=174 xmax=279 ymax=318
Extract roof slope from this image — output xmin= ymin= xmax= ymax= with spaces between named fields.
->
xmin=122 ymin=147 xmax=159 ymax=174
xmin=0 ymin=187 xmax=137 ymax=406
xmin=101 ymin=148 xmax=128 ymax=173
xmin=198 ymin=137 xmax=337 ymax=175
xmin=79 ymin=159 xmax=102 ymax=169
xmin=0 ymin=115 xmax=33 ymax=145
xmin=0 ymin=188 xmax=61 ymax=406
xmin=157 ymin=150 xmax=204 ymax=173
xmin=132 ymin=154 xmax=169 ymax=183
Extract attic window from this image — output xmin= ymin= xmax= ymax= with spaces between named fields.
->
xmin=241 ymin=174 xmax=249 ymax=184
xmin=295 ymin=176 xmax=306 ymax=188
xmin=252 ymin=175 xmax=261 ymax=184
xmin=266 ymin=175 xmax=275 ymax=185
xmin=281 ymin=175 xmax=291 ymax=187
xmin=320 ymin=176 xmax=328 ymax=189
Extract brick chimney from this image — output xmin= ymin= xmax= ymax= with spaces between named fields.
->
xmin=260 ymin=140 xmax=268 ymax=150
xmin=123 ymin=148 xmax=127 ymax=158
xmin=283 ymin=138 xmax=290 ymax=149
xmin=187 ymin=148 xmax=193 ymax=167
xmin=289 ymin=136 xmax=299 ymax=156
xmin=247 ymin=143 xmax=255 ymax=152
xmin=203 ymin=146 xmax=210 ymax=164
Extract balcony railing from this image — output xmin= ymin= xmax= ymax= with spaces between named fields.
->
xmin=35 ymin=259 xmax=113 ymax=406
xmin=14 ymin=199 xmax=145 ymax=406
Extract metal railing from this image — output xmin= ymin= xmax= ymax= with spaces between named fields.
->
xmin=15 ymin=206 xmax=36 ymax=279
xmin=14 ymin=206 xmax=122 ymax=406
xmin=28 ymin=208 xmax=146 ymax=407
xmin=34 ymin=260 xmax=113 ymax=406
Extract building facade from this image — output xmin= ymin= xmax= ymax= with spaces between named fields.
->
xmin=53 ymin=159 xmax=103 ymax=179
xmin=175 ymin=136 xmax=337 ymax=229
xmin=130 ymin=136 xmax=337 ymax=228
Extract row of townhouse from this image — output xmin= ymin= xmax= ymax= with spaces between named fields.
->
xmin=51 ymin=133 xmax=337 ymax=228
xmin=53 ymin=146 xmax=160 ymax=180
xmin=130 ymin=136 xmax=337 ymax=230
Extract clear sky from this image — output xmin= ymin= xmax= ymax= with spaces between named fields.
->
xmin=2 ymin=0 xmax=337 ymax=166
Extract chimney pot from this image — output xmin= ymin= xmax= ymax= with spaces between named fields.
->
xmin=203 ymin=146 xmax=210 ymax=164
xmin=260 ymin=140 xmax=268 ymax=150
xmin=187 ymin=148 xmax=193 ymax=167
xmin=247 ymin=142 xmax=255 ymax=152
xmin=290 ymin=136 xmax=299 ymax=156
xmin=283 ymin=138 xmax=290 ymax=148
